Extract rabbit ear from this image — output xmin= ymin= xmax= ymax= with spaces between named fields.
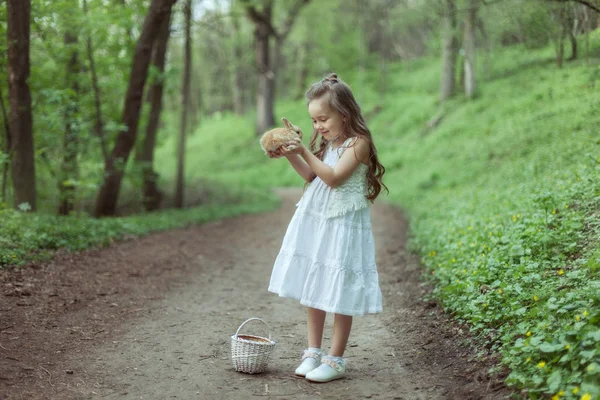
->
xmin=282 ymin=117 xmax=293 ymax=129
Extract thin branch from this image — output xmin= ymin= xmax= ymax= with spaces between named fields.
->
xmin=278 ymin=0 xmax=310 ymax=41
xmin=242 ymin=0 xmax=279 ymax=38
xmin=550 ymin=0 xmax=600 ymax=13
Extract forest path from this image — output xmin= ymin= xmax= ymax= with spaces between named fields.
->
xmin=0 ymin=189 xmax=509 ymax=400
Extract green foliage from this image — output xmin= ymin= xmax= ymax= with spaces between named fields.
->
xmin=0 ymin=187 xmax=279 ymax=267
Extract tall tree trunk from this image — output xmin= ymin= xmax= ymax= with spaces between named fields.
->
xmin=295 ymin=40 xmax=309 ymax=100
xmin=83 ymin=0 xmax=109 ymax=165
xmin=244 ymin=0 xmax=310 ymax=134
xmin=440 ymin=0 xmax=458 ymax=102
xmin=230 ymin=10 xmax=244 ymax=115
xmin=175 ymin=0 xmax=192 ymax=209
xmin=58 ymin=30 xmax=80 ymax=215
xmin=568 ymin=30 xmax=577 ymax=60
xmin=94 ymin=0 xmax=177 ymax=217
xmin=0 ymin=87 xmax=10 ymax=204
xmin=463 ymin=0 xmax=478 ymax=99
xmin=139 ymin=10 xmax=172 ymax=212
xmin=7 ymin=0 xmax=35 ymax=211
xmin=254 ymin=4 xmax=274 ymax=134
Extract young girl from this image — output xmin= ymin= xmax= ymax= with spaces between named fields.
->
xmin=267 ymin=73 xmax=388 ymax=383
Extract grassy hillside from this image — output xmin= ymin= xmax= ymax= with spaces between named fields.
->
xmin=156 ymin=33 xmax=600 ymax=399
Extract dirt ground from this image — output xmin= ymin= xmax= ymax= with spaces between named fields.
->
xmin=0 ymin=189 xmax=512 ymax=400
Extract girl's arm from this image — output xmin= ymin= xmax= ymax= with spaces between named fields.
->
xmin=285 ymin=154 xmax=317 ymax=182
xmin=284 ymin=137 xmax=370 ymax=188
xmin=267 ymin=147 xmax=316 ymax=182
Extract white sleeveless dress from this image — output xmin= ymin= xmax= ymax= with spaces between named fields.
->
xmin=268 ymin=139 xmax=383 ymax=316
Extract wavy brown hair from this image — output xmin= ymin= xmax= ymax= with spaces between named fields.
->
xmin=305 ymin=73 xmax=388 ymax=202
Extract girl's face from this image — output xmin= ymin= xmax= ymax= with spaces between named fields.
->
xmin=308 ymin=96 xmax=345 ymax=142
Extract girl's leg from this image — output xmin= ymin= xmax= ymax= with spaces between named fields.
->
xmin=307 ymin=307 xmax=326 ymax=348
xmin=329 ymin=313 xmax=352 ymax=357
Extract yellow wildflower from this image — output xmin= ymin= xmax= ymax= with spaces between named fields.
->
xmin=576 ymin=315 xmax=581 ymax=322
xmin=526 ymin=331 xmax=532 ymax=337
xmin=573 ymin=387 xmax=579 ymax=394
xmin=583 ymin=310 xmax=589 ymax=317
xmin=580 ymin=394 xmax=591 ymax=400
xmin=452 ymin=258 xmax=456 ymax=263
xmin=558 ymin=269 xmax=564 ymax=275
xmin=552 ymin=395 xmax=559 ymax=400
xmin=498 ymin=289 xmax=503 ymax=294
xmin=538 ymin=361 xmax=546 ymax=368
xmin=533 ymin=295 xmax=539 ymax=301
xmin=587 ymin=364 xmax=595 ymax=372
xmin=483 ymin=303 xmax=487 ymax=307
xmin=558 ymin=391 xmax=564 ymax=396
xmin=552 ymin=209 xmax=557 ymax=214
xmin=565 ymin=344 xmax=570 ymax=350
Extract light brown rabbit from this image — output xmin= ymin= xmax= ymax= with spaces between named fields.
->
xmin=260 ymin=117 xmax=303 ymax=154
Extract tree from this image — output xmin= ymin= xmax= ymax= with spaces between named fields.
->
xmin=7 ymin=0 xmax=36 ymax=211
xmin=242 ymin=0 xmax=310 ymax=134
xmin=94 ymin=0 xmax=178 ymax=217
xmin=58 ymin=9 xmax=80 ymax=215
xmin=229 ymin=2 xmax=245 ymax=115
xmin=137 ymin=7 xmax=173 ymax=212
xmin=0 ymin=83 xmax=10 ymax=204
xmin=440 ymin=0 xmax=458 ymax=102
xmin=463 ymin=0 xmax=478 ymax=98
xmin=83 ymin=0 xmax=109 ymax=166
xmin=174 ymin=0 xmax=192 ymax=209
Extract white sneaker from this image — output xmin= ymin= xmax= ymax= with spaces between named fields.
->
xmin=294 ymin=349 xmax=322 ymax=376
xmin=305 ymin=355 xmax=345 ymax=382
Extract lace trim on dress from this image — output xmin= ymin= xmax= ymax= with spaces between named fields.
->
xmin=295 ymin=208 xmax=372 ymax=230
xmin=278 ymin=251 xmax=378 ymax=276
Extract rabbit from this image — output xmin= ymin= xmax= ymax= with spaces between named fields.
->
xmin=260 ymin=117 xmax=303 ymax=154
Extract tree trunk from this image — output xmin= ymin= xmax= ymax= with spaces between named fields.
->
xmin=440 ymin=0 xmax=457 ymax=102
xmin=463 ymin=0 xmax=478 ymax=99
xmin=139 ymin=9 xmax=172 ymax=212
xmin=230 ymin=10 xmax=244 ymax=115
xmin=94 ymin=0 xmax=177 ymax=217
xmin=83 ymin=0 xmax=109 ymax=165
xmin=295 ymin=40 xmax=309 ymax=100
xmin=254 ymin=6 xmax=274 ymax=134
xmin=7 ymin=0 xmax=36 ymax=211
xmin=244 ymin=0 xmax=309 ymax=134
xmin=0 ymin=88 xmax=10 ymax=204
xmin=175 ymin=0 xmax=192 ymax=209
xmin=568 ymin=31 xmax=577 ymax=60
xmin=58 ymin=30 xmax=80 ymax=215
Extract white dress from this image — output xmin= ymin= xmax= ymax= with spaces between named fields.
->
xmin=268 ymin=139 xmax=383 ymax=316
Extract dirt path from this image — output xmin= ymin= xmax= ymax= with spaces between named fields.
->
xmin=1 ymin=189 xmax=510 ymax=400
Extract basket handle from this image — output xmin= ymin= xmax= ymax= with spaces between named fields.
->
xmin=235 ymin=318 xmax=271 ymax=341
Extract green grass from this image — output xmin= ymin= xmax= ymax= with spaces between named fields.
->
xmin=0 ymin=187 xmax=279 ymax=267
xmin=154 ymin=32 xmax=600 ymax=399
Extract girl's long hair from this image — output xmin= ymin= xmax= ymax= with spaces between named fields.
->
xmin=306 ymin=73 xmax=388 ymax=202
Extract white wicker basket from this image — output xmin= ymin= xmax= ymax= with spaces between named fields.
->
xmin=230 ymin=318 xmax=276 ymax=374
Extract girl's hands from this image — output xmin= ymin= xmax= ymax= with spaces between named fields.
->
xmin=267 ymin=148 xmax=285 ymax=158
xmin=280 ymin=141 xmax=304 ymax=156
xmin=267 ymin=141 xmax=303 ymax=158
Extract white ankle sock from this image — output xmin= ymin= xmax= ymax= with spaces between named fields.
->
xmin=326 ymin=355 xmax=344 ymax=364
xmin=308 ymin=347 xmax=321 ymax=353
